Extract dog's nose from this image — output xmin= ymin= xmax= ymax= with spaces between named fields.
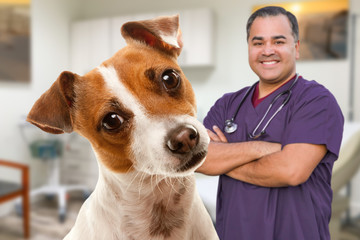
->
xmin=167 ymin=125 xmax=199 ymax=154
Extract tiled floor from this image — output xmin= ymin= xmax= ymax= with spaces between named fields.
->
xmin=0 ymin=196 xmax=82 ymax=240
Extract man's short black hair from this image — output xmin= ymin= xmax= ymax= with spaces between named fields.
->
xmin=246 ymin=6 xmax=299 ymax=42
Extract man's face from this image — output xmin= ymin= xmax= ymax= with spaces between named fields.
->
xmin=248 ymin=15 xmax=300 ymax=84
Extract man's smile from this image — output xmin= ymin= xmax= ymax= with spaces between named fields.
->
xmin=261 ymin=60 xmax=279 ymax=65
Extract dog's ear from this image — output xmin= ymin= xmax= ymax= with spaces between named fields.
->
xmin=121 ymin=15 xmax=183 ymax=57
xmin=27 ymin=71 xmax=78 ymax=134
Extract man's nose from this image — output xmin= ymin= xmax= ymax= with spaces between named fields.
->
xmin=262 ymin=43 xmax=275 ymax=55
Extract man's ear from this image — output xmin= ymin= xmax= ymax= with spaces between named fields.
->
xmin=295 ymin=40 xmax=300 ymax=60
xmin=121 ymin=15 xmax=183 ymax=58
xmin=27 ymin=71 xmax=78 ymax=134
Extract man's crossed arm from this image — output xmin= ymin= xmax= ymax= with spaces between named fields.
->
xmin=196 ymin=125 xmax=327 ymax=187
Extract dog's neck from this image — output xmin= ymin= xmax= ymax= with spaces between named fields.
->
xmin=96 ymin=163 xmax=194 ymax=200
xmin=91 ymin=164 xmax=195 ymax=239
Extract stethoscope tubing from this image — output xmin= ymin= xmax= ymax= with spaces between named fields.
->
xmin=224 ymin=74 xmax=299 ymax=135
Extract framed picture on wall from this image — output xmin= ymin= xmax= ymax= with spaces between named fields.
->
xmin=0 ymin=0 xmax=30 ymax=83
xmin=253 ymin=0 xmax=349 ymax=61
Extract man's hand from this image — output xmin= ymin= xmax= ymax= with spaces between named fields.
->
xmin=207 ymin=125 xmax=228 ymax=143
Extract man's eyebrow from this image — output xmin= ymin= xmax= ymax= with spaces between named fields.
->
xmin=251 ymin=35 xmax=287 ymax=41
xmin=251 ymin=36 xmax=263 ymax=41
xmin=272 ymin=35 xmax=286 ymax=40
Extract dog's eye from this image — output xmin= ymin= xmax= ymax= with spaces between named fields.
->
xmin=102 ymin=113 xmax=124 ymax=131
xmin=161 ymin=70 xmax=180 ymax=90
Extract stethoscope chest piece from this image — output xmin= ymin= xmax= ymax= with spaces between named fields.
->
xmin=224 ymin=119 xmax=238 ymax=134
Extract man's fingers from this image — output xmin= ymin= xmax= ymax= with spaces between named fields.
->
xmin=213 ymin=125 xmax=228 ymax=143
xmin=207 ymin=129 xmax=221 ymax=142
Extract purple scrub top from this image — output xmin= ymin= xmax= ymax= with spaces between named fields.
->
xmin=203 ymin=76 xmax=344 ymax=240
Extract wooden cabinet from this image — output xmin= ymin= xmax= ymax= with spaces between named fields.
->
xmin=70 ymin=18 xmax=112 ymax=74
xmin=177 ymin=8 xmax=214 ymax=67
xmin=70 ymin=9 xmax=214 ymax=75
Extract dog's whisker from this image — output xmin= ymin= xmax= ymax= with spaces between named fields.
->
xmin=134 ymin=169 xmax=144 ymax=198
xmin=138 ymin=171 xmax=148 ymax=198
xmin=151 ymin=174 xmax=160 ymax=197
xmin=125 ymin=170 xmax=141 ymax=194
xmin=150 ymin=174 xmax=155 ymax=197
xmin=168 ymin=177 xmax=181 ymax=195
xmin=155 ymin=174 xmax=165 ymax=195
xmin=177 ymin=176 xmax=187 ymax=189
xmin=181 ymin=176 xmax=192 ymax=193
xmin=164 ymin=175 xmax=172 ymax=187
xmin=165 ymin=182 xmax=174 ymax=210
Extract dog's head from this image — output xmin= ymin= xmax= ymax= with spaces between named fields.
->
xmin=27 ymin=15 xmax=209 ymax=177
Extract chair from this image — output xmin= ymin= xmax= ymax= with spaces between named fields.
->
xmin=19 ymin=121 xmax=90 ymax=222
xmin=0 ymin=159 xmax=30 ymax=238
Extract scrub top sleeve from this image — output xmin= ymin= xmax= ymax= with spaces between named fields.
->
xmin=283 ymin=92 xmax=344 ymax=157
xmin=203 ymin=94 xmax=229 ymax=131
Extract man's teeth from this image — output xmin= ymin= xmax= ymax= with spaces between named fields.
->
xmin=262 ymin=61 xmax=277 ymax=65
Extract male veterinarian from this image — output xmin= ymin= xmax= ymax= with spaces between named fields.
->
xmin=197 ymin=6 xmax=344 ymax=240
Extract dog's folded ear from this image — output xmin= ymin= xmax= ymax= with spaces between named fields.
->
xmin=27 ymin=71 xmax=78 ymax=134
xmin=121 ymin=15 xmax=183 ymax=58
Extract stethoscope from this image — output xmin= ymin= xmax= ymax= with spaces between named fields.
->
xmin=224 ymin=73 xmax=299 ymax=139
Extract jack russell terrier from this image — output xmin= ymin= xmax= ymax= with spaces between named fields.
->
xmin=27 ymin=15 xmax=218 ymax=240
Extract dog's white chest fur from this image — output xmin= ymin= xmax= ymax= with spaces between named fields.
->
xmin=64 ymin=166 xmax=216 ymax=240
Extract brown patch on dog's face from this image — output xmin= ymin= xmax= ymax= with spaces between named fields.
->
xmin=149 ymin=202 xmax=184 ymax=238
xmin=70 ymin=70 xmax=134 ymax=173
xmin=104 ymin=44 xmax=196 ymax=118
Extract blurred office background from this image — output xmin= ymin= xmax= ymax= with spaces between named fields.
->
xmin=0 ymin=0 xmax=360 ymax=239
